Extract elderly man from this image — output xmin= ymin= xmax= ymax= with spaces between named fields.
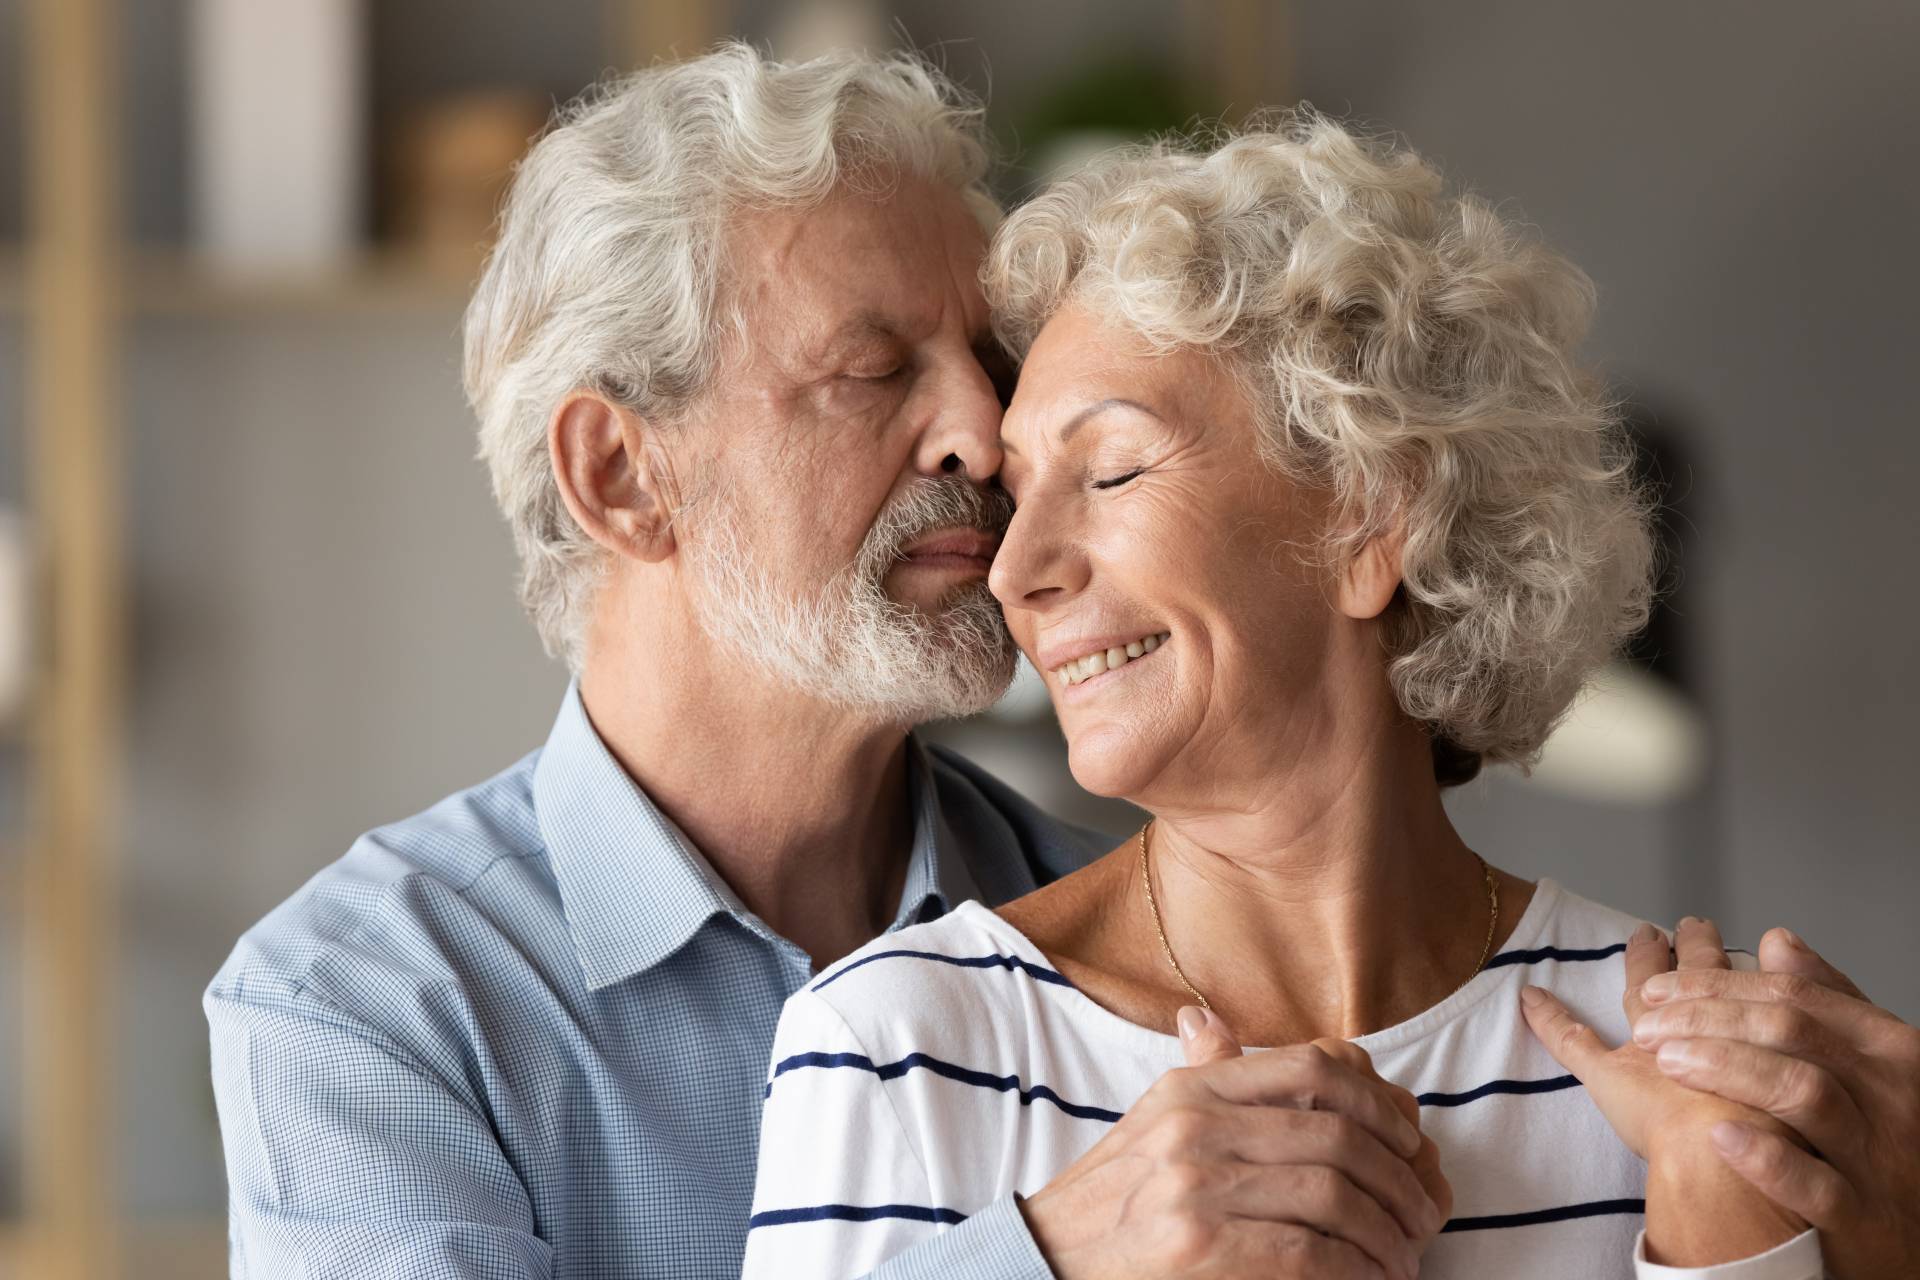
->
xmin=206 ymin=43 xmax=1917 ymax=1280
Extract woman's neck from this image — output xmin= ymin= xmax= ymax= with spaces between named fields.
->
xmin=1145 ymin=777 xmax=1512 ymax=1045
xmin=1012 ymin=717 xmax=1534 ymax=1048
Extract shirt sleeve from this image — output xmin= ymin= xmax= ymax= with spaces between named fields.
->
xmin=1634 ymin=1227 xmax=1824 ymax=1279
xmin=205 ymin=983 xmax=552 ymax=1279
xmin=744 ymin=988 xmax=1054 ymax=1280
xmin=862 ymin=1195 xmax=1054 ymax=1280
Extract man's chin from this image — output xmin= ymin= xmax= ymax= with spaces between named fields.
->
xmin=882 ymin=571 xmax=994 ymax=617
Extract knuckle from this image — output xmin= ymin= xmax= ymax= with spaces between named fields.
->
xmin=1764 ymin=1004 xmax=1807 ymax=1046
xmin=1157 ymin=1211 xmax=1218 ymax=1269
xmin=1269 ymin=1222 xmax=1322 ymax=1266
xmin=1293 ymin=1041 xmax=1335 ymax=1078
xmin=1155 ymin=1066 xmax=1198 ymax=1096
xmin=1772 ymin=972 xmax=1814 ymax=1004
xmin=1158 ymin=1158 xmax=1212 ymax=1203
xmin=1769 ymin=1062 xmax=1815 ymax=1116
xmin=1747 ymin=1131 xmax=1790 ymax=1180
xmin=1321 ymin=1109 xmax=1364 ymax=1156
xmin=1298 ymin=1163 xmax=1345 ymax=1209
xmin=1790 ymin=1065 xmax=1841 ymax=1120
xmin=1154 ymin=1105 xmax=1210 ymax=1154
xmin=1804 ymin=1172 xmax=1846 ymax=1222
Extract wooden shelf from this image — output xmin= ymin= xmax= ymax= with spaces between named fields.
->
xmin=0 ymin=1217 xmax=226 ymax=1279
xmin=0 ymin=246 xmax=475 ymax=318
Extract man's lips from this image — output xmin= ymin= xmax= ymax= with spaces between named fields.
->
xmin=897 ymin=529 xmax=1000 ymax=569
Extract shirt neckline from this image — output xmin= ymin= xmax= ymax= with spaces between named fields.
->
xmin=534 ymin=679 xmax=978 ymax=988
xmin=955 ymin=876 xmax=1565 ymax=1057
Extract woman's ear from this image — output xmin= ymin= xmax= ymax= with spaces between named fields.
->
xmin=1335 ymin=517 xmax=1406 ymax=621
xmin=548 ymin=391 xmax=678 ymax=564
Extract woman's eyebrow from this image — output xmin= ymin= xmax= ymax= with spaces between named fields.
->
xmin=1057 ymin=397 xmax=1163 ymax=444
xmin=998 ymin=397 xmax=1162 ymax=458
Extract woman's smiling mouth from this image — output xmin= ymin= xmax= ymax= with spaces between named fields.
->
xmin=1049 ymin=632 xmax=1171 ymax=687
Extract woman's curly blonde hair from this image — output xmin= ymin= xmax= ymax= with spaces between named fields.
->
xmin=985 ymin=110 xmax=1656 ymax=782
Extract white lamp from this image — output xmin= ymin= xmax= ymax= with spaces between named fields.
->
xmin=1528 ymin=660 xmax=1710 ymax=806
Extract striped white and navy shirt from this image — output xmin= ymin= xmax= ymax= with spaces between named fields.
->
xmin=746 ymin=877 xmax=1824 ymax=1279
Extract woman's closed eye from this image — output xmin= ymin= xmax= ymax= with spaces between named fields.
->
xmin=1092 ymin=467 xmax=1146 ymax=490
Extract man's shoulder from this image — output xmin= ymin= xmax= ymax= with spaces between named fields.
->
xmin=205 ymin=747 xmax=552 ymax=1014
xmin=924 ymin=742 xmax=1108 ymax=886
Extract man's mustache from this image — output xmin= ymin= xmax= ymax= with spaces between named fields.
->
xmin=874 ymin=478 xmax=1014 ymax=564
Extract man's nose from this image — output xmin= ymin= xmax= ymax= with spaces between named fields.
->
xmin=914 ymin=355 xmax=1005 ymax=483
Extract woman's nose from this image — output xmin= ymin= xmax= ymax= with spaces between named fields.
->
xmin=989 ymin=498 xmax=1087 ymax=610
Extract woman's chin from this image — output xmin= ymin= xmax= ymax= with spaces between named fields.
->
xmin=1063 ymin=723 xmax=1166 ymax=801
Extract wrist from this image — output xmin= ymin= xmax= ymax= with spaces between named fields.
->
xmin=1644 ymin=1120 xmax=1809 ymax=1266
xmin=1017 ymin=1186 xmax=1086 ymax=1280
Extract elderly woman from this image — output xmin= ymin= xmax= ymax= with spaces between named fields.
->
xmin=742 ymin=116 xmax=1827 ymax=1279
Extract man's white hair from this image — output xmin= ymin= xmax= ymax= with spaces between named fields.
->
xmin=462 ymin=42 xmax=998 ymax=670
xmin=986 ymin=110 xmax=1656 ymax=781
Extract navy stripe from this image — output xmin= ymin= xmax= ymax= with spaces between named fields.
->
xmin=772 ymin=1049 xmax=1581 ymax=1120
xmin=1484 ymin=941 xmax=1627 ymax=969
xmin=1442 ymin=1197 xmax=1644 ymax=1233
xmin=749 ymin=1203 xmax=967 ymax=1231
xmin=813 ymin=948 xmax=1074 ymax=992
xmin=1418 ymin=1074 xmax=1581 ymax=1108
xmin=767 ymin=1050 xmax=1125 ymax=1123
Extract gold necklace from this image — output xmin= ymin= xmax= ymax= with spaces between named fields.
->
xmin=1136 ymin=818 xmax=1499 ymax=1014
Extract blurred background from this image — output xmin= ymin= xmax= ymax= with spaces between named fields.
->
xmin=0 ymin=0 xmax=1915 ymax=1275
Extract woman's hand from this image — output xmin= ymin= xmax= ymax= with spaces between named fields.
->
xmin=1020 ymin=1008 xmax=1450 ymax=1280
xmin=1520 ymin=918 xmax=1809 ymax=1266
xmin=1631 ymin=926 xmax=1920 ymax=1280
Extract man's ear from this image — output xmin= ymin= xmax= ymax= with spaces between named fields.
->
xmin=1335 ymin=515 xmax=1406 ymax=621
xmin=548 ymin=391 xmax=678 ymax=564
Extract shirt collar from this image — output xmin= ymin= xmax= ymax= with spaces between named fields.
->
xmin=533 ymin=681 xmax=979 ymax=990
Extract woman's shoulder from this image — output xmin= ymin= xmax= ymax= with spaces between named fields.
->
xmin=1528 ymin=877 xmax=1655 ymax=948
xmin=788 ymin=901 xmax=1070 ymax=1056
xmin=1523 ymin=878 xmax=1759 ymax=970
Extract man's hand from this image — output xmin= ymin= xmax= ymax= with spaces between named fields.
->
xmin=1520 ymin=918 xmax=1809 ymax=1265
xmin=1630 ymin=925 xmax=1920 ymax=1279
xmin=1019 ymin=1007 xmax=1450 ymax=1280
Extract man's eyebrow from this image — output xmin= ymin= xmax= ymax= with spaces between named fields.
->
xmin=999 ymin=397 xmax=1161 ymax=458
xmin=802 ymin=311 xmax=904 ymax=365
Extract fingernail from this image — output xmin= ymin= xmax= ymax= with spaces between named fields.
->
xmin=1630 ymin=923 xmax=1658 ymax=944
xmin=1780 ymin=927 xmax=1805 ymax=950
xmin=1656 ymin=1039 xmax=1700 ymax=1070
xmin=1632 ymin=1014 xmax=1663 ymax=1047
xmin=1176 ymin=1006 xmax=1206 ymax=1044
xmin=1642 ymin=973 xmax=1675 ymax=1002
xmin=1520 ymin=985 xmax=1547 ymax=1008
xmin=1678 ymin=915 xmax=1698 ymax=928
xmin=1711 ymin=1121 xmax=1751 ymax=1156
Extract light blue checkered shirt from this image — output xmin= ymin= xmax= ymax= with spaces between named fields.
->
xmin=206 ymin=682 xmax=1103 ymax=1278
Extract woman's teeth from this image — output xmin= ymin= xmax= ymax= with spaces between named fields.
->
xmin=1053 ymin=633 xmax=1170 ymax=687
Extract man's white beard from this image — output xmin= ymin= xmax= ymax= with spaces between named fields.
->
xmin=683 ymin=474 xmax=1017 ymax=723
